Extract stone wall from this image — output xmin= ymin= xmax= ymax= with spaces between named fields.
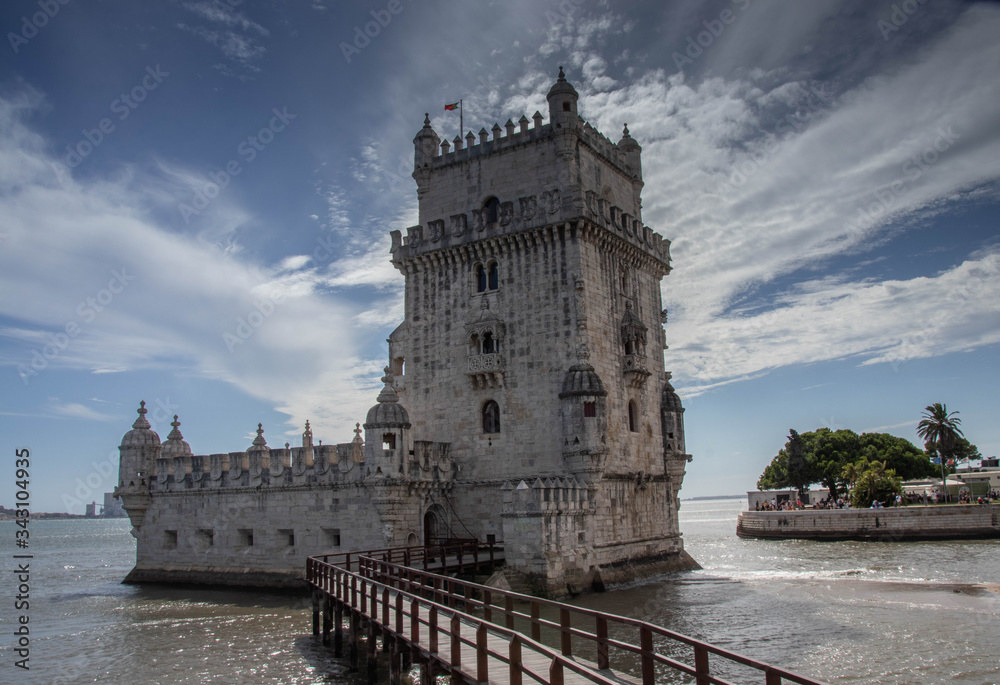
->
xmin=736 ymin=505 xmax=1000 ymax=541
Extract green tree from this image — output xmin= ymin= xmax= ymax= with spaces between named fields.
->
xmin=785 ymin=429 xmax=809 ymax=496
xmin=757 ymin=428 xmax=931 ymax=499
xmin=850 ymin=464 xmax=902 ymax=509
xmin=923 ymin=436 xmax=981 ymax=470
xmin=917 ymin=403 xmax=964 ymax=497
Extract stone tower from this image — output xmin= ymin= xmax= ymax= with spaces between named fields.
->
xmin=388 ymin=68 xmax=697 ymax=594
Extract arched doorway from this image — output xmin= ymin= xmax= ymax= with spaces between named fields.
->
xmin=423 ymin=504 xmax=447 ymax=548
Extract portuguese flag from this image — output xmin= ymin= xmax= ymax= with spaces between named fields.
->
xmin=444 ymin=102 xmax=460 ymax=111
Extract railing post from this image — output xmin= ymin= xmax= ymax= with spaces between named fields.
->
xmin=560 ymin=607 xmax=572 ymax=656
xmin=411 ymin=598 xmax=420 ymax=645
xmin=765 ymin=668 xmax=782 ymax=685
xmin=640 ymin=626 xmax=654 ymax=685
xmin=694 ymin=644 xmax=710 ymax=685
xmin=549 ymin=658 xmax=565 ymax=685
xmin=476 ymin=623 xmax=489 ymax=684
xmin=505 ymin=596 xmax=515 ymax=630
xmin=530 ymin=601 xmax=541 ymax=642
xmin=596 ymin=616 xmax=609 ymax=670
xmin=322 ymin=595 xmax=332 ymax=647
xmin=483 ymin=589 xmax=492 ymax=623
xmin=383 ymin=587 xmax=390 ymax=628
xmin=509 ymin=635 xmax=523 ymax=685
xmin=395 ymin=591 xmax=404 ymax=636
xmin=450 ymin=614 xmax=462 ymax=675
xmin=429 ymin=606 xmax=439 ymax=654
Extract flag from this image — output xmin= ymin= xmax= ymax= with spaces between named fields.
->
xmin=930 ymin=457 xmax=941 ymax=464
xmin=444 ymin=102 xmax=460 ymax=111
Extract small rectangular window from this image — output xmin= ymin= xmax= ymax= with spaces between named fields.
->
xmin=238 ymin=528 xmax=254 ymax=546
xmin=164 ymin=530 xmax=178 ymax=549
xmin=323 ymin=528 xmax=341 ymax=547
xmin=382 ymin=433 xmax=396 ymax=450
xmin=583 ymin=401 xmax=596 ymax=418
xmin=278 ymin=528 xmax=294 ymax=546
xmin=196 ymin=529 xmax=214 ymax=547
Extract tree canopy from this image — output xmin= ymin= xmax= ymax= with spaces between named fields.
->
xmin=917 ymin=403 xmax=965 ymax=486
xmin=757 ymin=428 xmax=938 ymax=497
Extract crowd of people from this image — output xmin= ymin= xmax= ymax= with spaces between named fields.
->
xmin=753 ymin=489 xmax=1000 ymax=510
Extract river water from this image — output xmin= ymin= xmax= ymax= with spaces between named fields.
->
xmin=1 ymin=498 xmax=997 ymax=684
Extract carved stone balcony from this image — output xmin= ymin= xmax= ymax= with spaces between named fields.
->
xmin=468 ymin=353 xmax=504 ymax=389
xmin=623 ymin=353 xmax=650 ymax=388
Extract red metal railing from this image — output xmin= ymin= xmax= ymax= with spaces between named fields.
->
xmin=307 ymin=550 xmax=828 ymax=685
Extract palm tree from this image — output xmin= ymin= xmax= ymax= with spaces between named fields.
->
xmin=917 ymin=403 xmax=964 ymax=502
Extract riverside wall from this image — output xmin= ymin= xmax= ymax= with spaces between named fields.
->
xmin=736 ymin=504 xmax=1000 ymax=541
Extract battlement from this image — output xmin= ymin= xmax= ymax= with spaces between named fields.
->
xmin=501 ymin=476 xmax=595 ymax=515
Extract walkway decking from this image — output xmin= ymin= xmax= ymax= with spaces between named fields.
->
xmin=306 ymin=543 xmax=827 ymax=685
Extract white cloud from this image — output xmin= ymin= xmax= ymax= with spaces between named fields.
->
xmin=0 ymin=94 xmax=378 ymax=440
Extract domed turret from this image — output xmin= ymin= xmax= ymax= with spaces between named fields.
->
xmin=364 ymin=367 xmax=411 ymax=478
xmin=413 ymin=112 xmax=440 ymax=199
xmin=547 ymin=66 xmax=580 ymax=130
xmin=160 ymin=415 xmax=192 ymax=459
xmin=118 ymin=401 xmax=161 ymax=489
xmin=661 ymin=372 xmax=686 ymax=455
xmin=247 ymin=423 xmax=270 ymax=474
xmin=121 ymin=400 xmax=161 ymax=449
xmin=559 ymin=348 xmax=609 ymax=479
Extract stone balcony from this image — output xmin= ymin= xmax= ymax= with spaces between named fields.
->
xmin=468 ymin=353 xmax=504 ymax=389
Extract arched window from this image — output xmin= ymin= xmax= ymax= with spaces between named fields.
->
xmin=482 ymin=400 xmax=500 ymax=434
xmin=627 ymin=400 xmax=638 ymax=433
xmin=488 ymin=261 xmax=499 ymax=290
xmin=484 ymin=197 xmax=500 ymax=224
xmin=482 ymin=331 xmax=497 ymax=354
xmin=475 ymin=260 xmax=500 ymax=293
xmin=382 ymin=433 xmax=396 ymax=450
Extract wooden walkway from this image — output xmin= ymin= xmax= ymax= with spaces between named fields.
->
xmin=307 ymin=543 xmax=828 ymax=685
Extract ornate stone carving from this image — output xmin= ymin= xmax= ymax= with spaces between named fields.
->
xmin=427 ymin=219 xmax=445 ymax=242
xmin=499 ymin=201 xmax=514 ymax=226
xmin=520 ymin=195 xmax=538 ymax=221
xmin=449 ymin=213 xmax=467 ymax=238
xmin=472 ymin=208 xmax=487 ymax=232
xmin=543 ymin=188 xmax=561 ymax=214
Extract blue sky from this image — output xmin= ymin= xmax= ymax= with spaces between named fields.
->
xmin=1 ymin=0 xmax=998 ymax=513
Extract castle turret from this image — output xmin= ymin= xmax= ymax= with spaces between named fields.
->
xmin=661 ymin=372 xmax=686 ymax=455
xmin=559 ymin=349 xmax=609 ymax=480
xmin=412 ymin=113 xmax=439 ymax=200
xmin=547 ymin=65 xmax=579 ymax=130
xmin=161 ymin=415 xmax=192 ymax=481
xmin=617 ymin=124 xmax=644 ymax=208
xmin=247 ymin=423 xmax=270 ymax=476
xmin=118 ymin=401 xmax=160 ymax=489
xmin=363 ymin=367 xmax=411 ymax=478
xmin=116 ymin=401 xmax=161 ymax=535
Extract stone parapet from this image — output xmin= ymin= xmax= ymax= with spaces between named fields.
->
xmin=737 ymin=505 xmax=1000 ymax=541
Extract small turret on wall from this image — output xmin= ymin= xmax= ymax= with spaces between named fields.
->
xmin=559 ymin=350 xmax=610 ymax=480
xmin=363 ymin=367 xmax=411 ymax=479
xmin=115 ymin=401 xmax=160 ymax=536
